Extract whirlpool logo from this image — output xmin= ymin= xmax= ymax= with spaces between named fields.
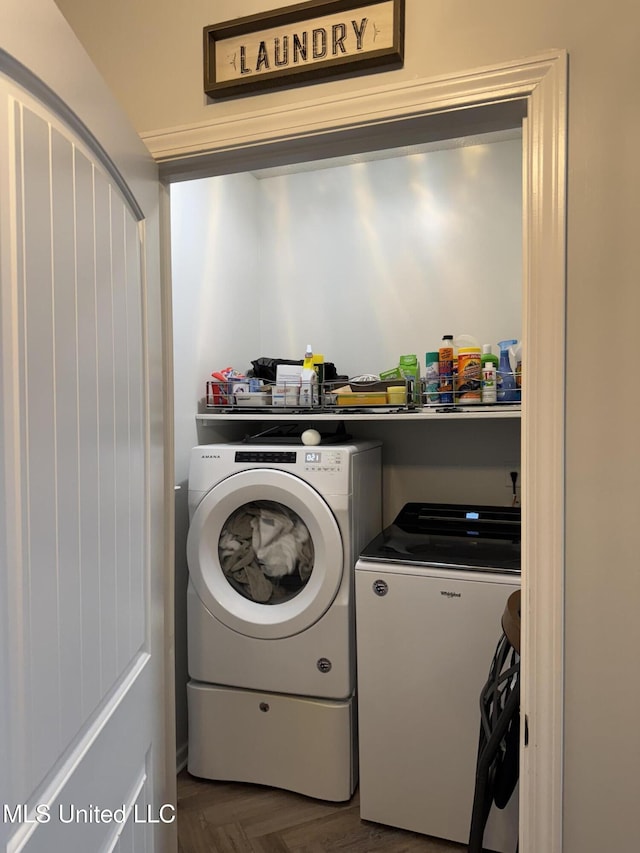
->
xmin=440 ymin=590 xmax=462 ymax=599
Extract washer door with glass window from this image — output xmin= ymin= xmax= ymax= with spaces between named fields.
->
xmin=186 ymin=468 xmax=344 ymax=640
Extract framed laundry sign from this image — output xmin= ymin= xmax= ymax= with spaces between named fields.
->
xmin=203 ymin=0 xmax=405 ymax=99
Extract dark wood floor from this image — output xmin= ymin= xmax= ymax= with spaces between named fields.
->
xmin=177 ymin=770 xmax=468 ymax=853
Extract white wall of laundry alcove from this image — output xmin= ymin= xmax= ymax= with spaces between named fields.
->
xmin=171 ymin=132 xmax=522 ymax=425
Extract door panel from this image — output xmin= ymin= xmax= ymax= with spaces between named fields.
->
xmin=15 ymin=660 xmax=155 ymax=853
xmin=51 ymin=124 xmax=84 ymax=753
xmin=19 ymin=102 xmax=61 ymax=792
xmin=0 ymin=1 xmax=172 ymax=847
xmin=75 ymin=142 xmax=104 ymax=723
xmin=3 ymin=82 xmax=149 ymax=811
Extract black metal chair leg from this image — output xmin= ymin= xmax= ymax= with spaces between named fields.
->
xmin=468 ymin=595 xmax=521 ymax=853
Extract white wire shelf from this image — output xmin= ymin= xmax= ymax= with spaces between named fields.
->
xmin=196 ymin=405 xmax=521 ymax=423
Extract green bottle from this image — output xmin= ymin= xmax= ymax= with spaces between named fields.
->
xmin=425 ymin=351 xmax=440 ymax=404
xmin=481 ymin=344 xmax=499 ymax=404
xmin=399 ymin=354 xmax=420 ymax=403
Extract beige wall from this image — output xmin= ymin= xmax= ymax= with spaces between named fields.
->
xmin=53 ymin=1 xmax=640 ymax=850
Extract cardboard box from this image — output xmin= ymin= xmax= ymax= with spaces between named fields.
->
xmin=273 ymin=364 xmax=302 ymax=406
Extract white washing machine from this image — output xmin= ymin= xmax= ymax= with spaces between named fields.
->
xmin=355 ymin=502 xmax=520 ymax=852
xmin=186 ymin=440 xmax=382 ymax=801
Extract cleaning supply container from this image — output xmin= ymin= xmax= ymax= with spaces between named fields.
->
xmin=497 ymin=340 xmax=518 ymax=402
xmin=425 ymin=352 xmax=440 ymax=405
xmin=511 ymin=342 xmax=522 ymax=401
xmin=399 ymin=354 xmax=420 ymax=402
xmin=456 ymin=346 xmax=482 ymax=404
xmin=300 ymin=345 xmax=318 ymax=406
xmin=481 ymin=345 xmax=499 ymax=404
xmin=312 ymin=353 xmax=325 ymax=387
xmin=438 ymin=335 xmax=455 ymax=405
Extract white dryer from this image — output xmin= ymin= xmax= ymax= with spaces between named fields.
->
xmin=186 ymin=440 xmax=382 ymax=801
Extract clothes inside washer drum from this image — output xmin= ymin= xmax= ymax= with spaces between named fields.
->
xmin=218 ymin=501 xmax=314 ymax=603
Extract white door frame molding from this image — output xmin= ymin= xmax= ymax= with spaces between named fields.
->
xmin=147 ymin=50 xmax=567 ymax=853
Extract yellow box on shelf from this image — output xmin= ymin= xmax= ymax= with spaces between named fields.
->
xmin=335 ymin=392 xmax=388 ymax=407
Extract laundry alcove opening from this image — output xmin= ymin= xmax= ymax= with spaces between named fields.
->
xmin=168 ymin=120 xmax=526 ymax=778
xmin=170 ymin=129 xmax=523 ymax=408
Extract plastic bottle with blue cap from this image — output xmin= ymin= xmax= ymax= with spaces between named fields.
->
xmin=497 ymin=339 xmax=519 ymax=402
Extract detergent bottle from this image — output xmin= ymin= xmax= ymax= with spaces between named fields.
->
xmin=497 ymin=340 xmax=518 ymax=402
xmin=455 ymin=336 xmax=481 ymax=404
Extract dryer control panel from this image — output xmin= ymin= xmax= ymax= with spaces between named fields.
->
xmin=233 ymin=449 xmax=345 ymax=473
xmin=234 ymin=451 xmax=296 ymax=464
xmin=302 ymin=450 xmax=344 ymax=473
xmin=188 ymin=442 xmax=382 ymax=499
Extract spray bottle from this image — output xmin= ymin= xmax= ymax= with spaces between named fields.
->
xmin=510 ymin=341 xmax=522 ymax=402
xmin=300 ymin=344 xmax=318 ymax=406
xmin=497 ymin=339 xmax=518 ymax=402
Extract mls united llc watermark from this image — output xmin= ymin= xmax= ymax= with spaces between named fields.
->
xmin=3 ymin=803 xmax=176 ymax=825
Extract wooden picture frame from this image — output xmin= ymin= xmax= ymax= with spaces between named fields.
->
xmin=204 ymin=0 xmax=405 ymax=100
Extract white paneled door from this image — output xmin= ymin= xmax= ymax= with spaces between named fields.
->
xmin=0 ymin=2 xmax=173 ymax=852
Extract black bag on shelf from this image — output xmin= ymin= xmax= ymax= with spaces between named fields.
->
xmin=249 ymin=357 xmax=344 ymax=384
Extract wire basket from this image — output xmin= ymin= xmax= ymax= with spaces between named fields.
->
xmin=421 ymin=368 xmax=522 ymax=408
xmin=204 ymin=373 xmax=522 ymax=412
xmin=205 ymin=378 xmax=416 ymax=412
